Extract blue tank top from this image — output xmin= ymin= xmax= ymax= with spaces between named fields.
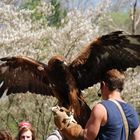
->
xmin=96 ymin=100 xmax=139 ymax=140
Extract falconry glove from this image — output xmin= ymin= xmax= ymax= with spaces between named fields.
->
xmin=52 ymin=106 xmax=84 ymax=140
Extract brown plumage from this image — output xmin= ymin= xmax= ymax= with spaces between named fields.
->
xmin=0 ymin=31 xmax=140 ymax=127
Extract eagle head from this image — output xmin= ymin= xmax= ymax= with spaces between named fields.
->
xmin=48 ymin=55 xmax=68 ymax=71
xmin=48 ymin=55 xmax=67 ymax=68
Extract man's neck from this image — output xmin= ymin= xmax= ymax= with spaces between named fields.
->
xmin=107 ymin=91 xmax=123 ymax=101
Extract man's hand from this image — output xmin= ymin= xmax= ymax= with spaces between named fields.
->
xmin=51 ymin=106 xmax=84 ymax=140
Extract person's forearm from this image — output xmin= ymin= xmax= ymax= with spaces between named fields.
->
xmin=60 ymin=125 xmax=84 ymax=140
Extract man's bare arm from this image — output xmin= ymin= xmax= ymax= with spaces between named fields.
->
xmin=131 ymin=125 xmax=140 ymax=140
xmin=84 ymin=103 xmax=107 ymax=140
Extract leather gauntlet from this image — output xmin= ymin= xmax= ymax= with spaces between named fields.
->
xmin=52 ymin=106 xmax=84 ymax=140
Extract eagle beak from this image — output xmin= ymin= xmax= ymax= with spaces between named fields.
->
xmin=63 ymin=61 xmax=67 ymax=66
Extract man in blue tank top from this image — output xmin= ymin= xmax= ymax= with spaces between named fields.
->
xmin=82 ymin=69 xmax=140 ymax=140
xmin=54 ymin=69 xmax=140 ymax=140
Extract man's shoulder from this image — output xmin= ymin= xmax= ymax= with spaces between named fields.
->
xmin=93 ymin=100 xmax=110 ymax=110
xmin=90 ymin=102 xmax=108 ymax=126
xmin=92 ymin=103 xmax=107 ymax=116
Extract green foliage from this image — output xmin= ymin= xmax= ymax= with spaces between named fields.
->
xmin=20 ymin=0 xmax=41 ymax=10
xmin=111 ymin=11 xmax=129 ymax=24
xmin=20 ymin=0 xmax=47 ymax=24
xmin=20 ymin=0 xmax=67 ymax=27
xmin=47 ymin=0 xmax=67 ymax=27
xmin=98 ymin=11 xmax=131 ymax=32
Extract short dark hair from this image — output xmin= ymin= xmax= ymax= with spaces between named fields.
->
xmin=103 ymin=69 xmax=125 ymax=92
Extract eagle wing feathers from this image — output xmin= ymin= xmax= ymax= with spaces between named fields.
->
xmin=69 ymin=31 xmax=140 ymax=90
xmin=0 ymin=56 xmax=53 ymax=97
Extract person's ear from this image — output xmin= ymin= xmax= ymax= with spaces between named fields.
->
xmin=101 ymin=81 xmax=105 ymax=88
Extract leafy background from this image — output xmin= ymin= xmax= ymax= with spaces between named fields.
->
xmin=0 ymin=0 xmax=140 ymax=139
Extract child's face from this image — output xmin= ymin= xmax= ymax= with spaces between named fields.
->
xmin=20 ymin=130 xmax=32 ymax=140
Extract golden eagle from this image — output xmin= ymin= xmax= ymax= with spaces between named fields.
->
xmin=0 ymin=31 xmax=140 ymax=127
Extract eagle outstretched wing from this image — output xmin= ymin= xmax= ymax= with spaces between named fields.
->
xmin=0 ymin=31 xmax=140 ymax=127
xmin=0 ymin=56 xmax=53 ymax=97
xmin=69 ymin=31 xmax=140 ymax=90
